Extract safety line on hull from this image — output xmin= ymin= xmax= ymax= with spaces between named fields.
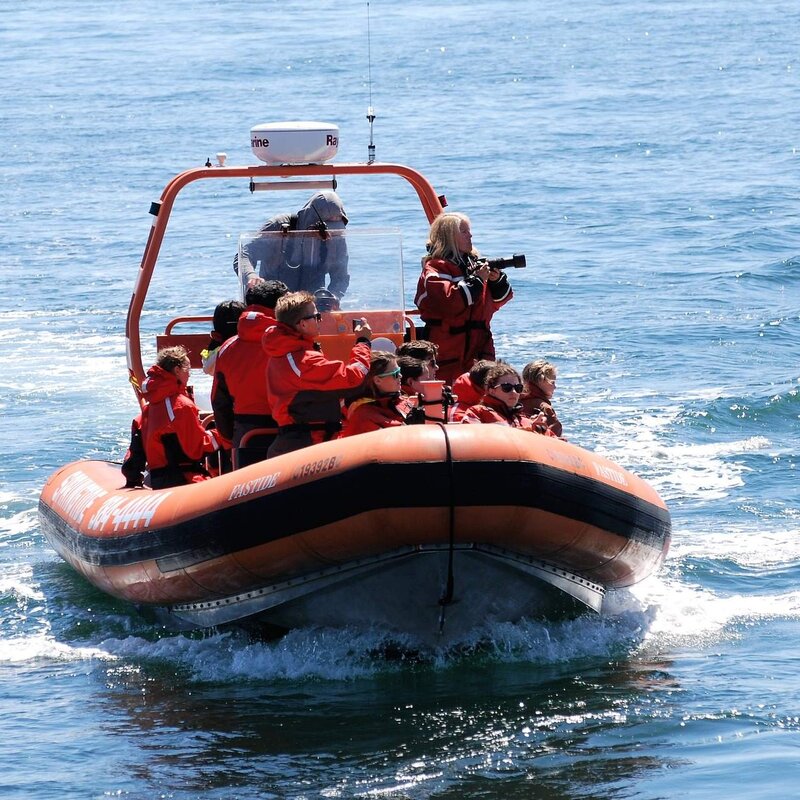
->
xmin=438 ymin=423 xmax=456 ymax=634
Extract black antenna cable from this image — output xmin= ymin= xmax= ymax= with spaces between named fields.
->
xmin=366 ymin=2 xmax=376 ymax=163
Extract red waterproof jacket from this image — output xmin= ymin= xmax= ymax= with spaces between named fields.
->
xmin=262 ymin=322 xmax=371 ymax=438
xmin=449 ymin=371 xmax=484 ymax=422
xmin=461 ymin=394 xmax=555 ymax=435
xmin=211 ymin=307 xmax=275 ymax=444
xmin=139 ymin=365 xmax=220 ymax=483
xmin=414 ymin=256 xmax=512 ymax=384
xmin=520 ymin=384 xmax=563 ymax=438
xmin=342 ymin=394 xmax=414 ymax=437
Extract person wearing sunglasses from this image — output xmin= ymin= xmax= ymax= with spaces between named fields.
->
xmin=520 ymin=359 xmax=564 ymax=439
xmin=342 ymin=351 xmax=414 ymax=437
xmin=262 ymin=291 xmax=372 ymax=457
xmin=414 ymin=212 xmax=513 ymax=385
xmin=461 ymin=364 xmax=552 ymax=434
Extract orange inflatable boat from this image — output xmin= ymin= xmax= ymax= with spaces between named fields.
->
xmin=38 ymin=122 xmax=671 ymax=644
xmin=39 ymin=424 xmax=669 ymax=642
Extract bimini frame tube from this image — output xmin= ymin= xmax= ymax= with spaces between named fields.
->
xmin=125 ymin=162 xmax=445 ymax=403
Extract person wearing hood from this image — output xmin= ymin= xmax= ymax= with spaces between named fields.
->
xmin=121 ymin=346 xmax=221 ymax=489
xmin=449 ymin=359 xmax=496 ymax=422
xmin=211 ymin=280 xmax=289 ymax=467
xmin=342 ymin=351 xmax=414 ymax=437
xmin=262 ymin=291 xmax=372 ymax=457
xmin=415 ymin=212 xmax=513 ymax=385
xmin=236 ymin=191 xmax=349 ymax=298
xmin=461 ymin=364 xmax=551 ymax=434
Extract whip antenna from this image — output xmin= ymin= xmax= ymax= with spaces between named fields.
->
xmin=366 ymin=1 xmax=376 ymax=163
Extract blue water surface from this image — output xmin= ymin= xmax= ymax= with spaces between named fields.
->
xmin=2 ymin=0 xmax=800 ymax=798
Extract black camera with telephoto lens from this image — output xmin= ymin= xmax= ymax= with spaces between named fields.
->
xmin=485 ymin=253 xmax=526 ymax=270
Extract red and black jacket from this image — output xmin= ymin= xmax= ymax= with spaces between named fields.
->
xmin=520 ymin=384 xmax=563 ymax=438
xmin=448 ymin=371 xmax=484 ymax=422
xmin=262 ymin=322 xmax=370 ymax=442
xmin=414 ymin=255 xmax=512 ymax=384
xmin=137 ymin=365 xmax=220 ymax=487
xmin=342 ymin=394 xmax=414 ymax=437
xmin=211 ymin=307 xmax=276 ymax=446
xmin=460 ymin=394 xmax=555 ymax=436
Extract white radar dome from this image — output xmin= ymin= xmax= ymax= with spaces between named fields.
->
xmin=250 ymin=121 xmax=339 ymax=165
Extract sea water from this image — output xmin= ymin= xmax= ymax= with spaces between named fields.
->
xmin=1 ymin=0 xmax=800 ymax=797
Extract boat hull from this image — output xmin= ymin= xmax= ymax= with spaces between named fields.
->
xmin=159 ymin=544 xmax=607 ymax=644
xmin=38 ymin=425 xmax=670 ymax=643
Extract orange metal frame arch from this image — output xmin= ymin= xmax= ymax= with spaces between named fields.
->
xmin=125 ymin=161 xmax=445 ymax=403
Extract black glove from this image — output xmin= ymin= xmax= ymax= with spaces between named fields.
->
xmin=405 ymin=406 xmax=426 ymax=425
xmin=487 ymin=271 xmax=510 ymax=300
xmin=464 ymin=274 xmax=484 ymax=295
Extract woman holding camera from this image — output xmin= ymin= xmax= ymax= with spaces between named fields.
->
xmin=414 ymin=212 xmax=513 ymax=385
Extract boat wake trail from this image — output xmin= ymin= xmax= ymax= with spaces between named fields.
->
xmin=4 ymin=562 xmax=798 ymax=684
xmin=87 ymin=598 xmax=663 ymax=683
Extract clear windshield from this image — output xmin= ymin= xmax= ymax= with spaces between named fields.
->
xmin=236 ymin=227 xmax=405 ymax=313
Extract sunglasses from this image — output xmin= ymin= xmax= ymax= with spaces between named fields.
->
xmin=300 ymin=312 xmax=322 ymax=322
xmin=492 ymin=382 xmax=523 ymax=393
xmin=376 ymin=367 xmax=402 ymax=378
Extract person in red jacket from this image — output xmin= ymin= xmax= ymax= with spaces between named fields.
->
xmin=262 ymin=290 xmax=372 ymax=457
xmin=342 ymin=351 xmax=414 ymax=437
xmin=121 ymin=346 xmax=221 ymax=489
xmin=461 ymin=364 xmax=551 ymax=433
xmin=211 ymin=280 xmax=288 ymax=468
xmin=414 ymin=212 xmax=513 ymax=385
xmin=200 ymin=298 xmax=245 ymax=375
xmin=521 ymin=359 xmax=564 ymax=438
xmin=449 ymin=359 xmax=496 ymax=422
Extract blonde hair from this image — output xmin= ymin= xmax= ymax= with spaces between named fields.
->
xmin=522 ymin=359 xmax=556 ymax=386
xmin=275 ymin=291 xmax=315 ymax=327
xmin=425 ymin=212 xmax=478 ymax=263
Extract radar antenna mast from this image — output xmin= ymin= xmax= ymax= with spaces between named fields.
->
xmin=366 ymin=1 xmax=376 ymax=163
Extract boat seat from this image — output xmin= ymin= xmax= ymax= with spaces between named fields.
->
xmin=156 ymin=316 xmax=213 ymax=369
xmin=233 ymin=426 xmax=280 ymax=470
xmin=155 ymin=311 xmax=416 ymax=367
